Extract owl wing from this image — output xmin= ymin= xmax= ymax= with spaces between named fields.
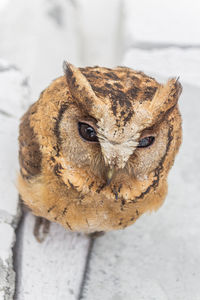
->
xmin=19 ymin=104 xmax=42 ymax=180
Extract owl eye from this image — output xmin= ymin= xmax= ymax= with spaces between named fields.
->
xmin=78 ymin=122 xmax=98 ymax=142
xmin=138 ymin=136 xmax=155 ymax=148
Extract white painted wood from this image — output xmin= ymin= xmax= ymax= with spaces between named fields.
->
xmin=0 ymin=291 xmax=5 ymax=300
xmin=0 ymin=0 xmax=124 ymax=102
xmin=76 ymin=0 xmax=123 ymax=66
xmin=0 ymin=60 xmax=29 ymax=300
xmin=0 ymin=60 xmax=29 ymax=222
xmin=123 ymin=48 xmax=200 ymax=87
xmin=0 ymin=224 xmax=15 ymax=262
xmin=81 ymin=57 xmax=200 ymax=299
xmin=0 ymin=223 xmax=15 ymax=299
xmin=0 ymin=0 xmax=81 ymax=101
xmin=15 ymin=212 xmax=90 ymax=300
xmin=124 ymin=0 xmax=200 ymax=46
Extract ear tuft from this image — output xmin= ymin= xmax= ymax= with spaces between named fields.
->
xmin=148 ymin=77 xmax=182 ymax=124
xmin=63 ymin=61 xmax=74 ymax=79
xmin=63 ymin=61 xmax=70 ymax=75
xmin=62 ymin=62 xmax=105 ymax=119
xmin=173 ymin=77 xmax=183 ymax=99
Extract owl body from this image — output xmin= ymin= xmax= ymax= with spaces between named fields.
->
xmin=18 ymin=64 xmax=182 ymax=233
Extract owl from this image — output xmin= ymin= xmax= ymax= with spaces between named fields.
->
xmin=18 ymin=62 xmax=182 ymax=236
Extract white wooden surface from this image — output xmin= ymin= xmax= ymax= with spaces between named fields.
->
xmin=124 ymin=0 xmax=200 ymax=47
xmin=1 ymin=0 xmax=200 ymax=299
xmin=75 ymin=0 xmax=123 ymax=66
xmin=15 ymin=213 xmax=90 ymax=300
xmin=123 ymin=48 xmax=200 ymax=88
xmin=0 ymin=0 xmax=80 ymax=101
xmin=0 ymin=60 xmax=29 ymax=300
xmin=0 ymin=0 xmax=123 ymax=101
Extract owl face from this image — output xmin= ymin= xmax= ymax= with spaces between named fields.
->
xmin=57 ymin=63 xmax=182 ymax=188
xmin=19 ymin=63 xmax=182 ymax=232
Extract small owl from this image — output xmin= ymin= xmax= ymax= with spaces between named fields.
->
xmin=18 ymin=63 xmax=182 ymax=235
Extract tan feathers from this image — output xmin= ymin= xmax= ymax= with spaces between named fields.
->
xmin=18 ymin=63 xmax=182 ymax=233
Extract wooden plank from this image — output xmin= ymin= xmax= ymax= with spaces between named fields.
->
xmin=0 ymin=60 xmax=29 ymax=300
xmin=124 ymin=0 xmax=200 ymax=46
xmin=15 ymin=212 xmax=90 ymax=300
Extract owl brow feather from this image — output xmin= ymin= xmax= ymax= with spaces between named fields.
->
xmin=131 ymin=123 xmax=174 ymax=203
xmin=141 ymin=102 xmax=178 ymax=133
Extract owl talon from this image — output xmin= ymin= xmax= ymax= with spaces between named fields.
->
xmin=88 ymin=231 xmax=105 ymax=239
xmin=33 ymin=217 xmax=50 ymax=243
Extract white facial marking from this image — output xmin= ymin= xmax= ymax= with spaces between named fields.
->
xmin=99 ymin=133 xmax=140 ymax=168
xmin=97 ymin=114 xmax=141 ymax=168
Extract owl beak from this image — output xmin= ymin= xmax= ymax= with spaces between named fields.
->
xmin=106 ymin=167 xmax=115 ymax=185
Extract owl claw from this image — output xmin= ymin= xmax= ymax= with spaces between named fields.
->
xmin=88 ymin=231 xmax=105 ymax=239
xmin=33 ymin=217 xmax=50 ymax=243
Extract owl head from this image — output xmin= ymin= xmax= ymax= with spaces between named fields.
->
xmin=45 ymin=63 xmax=181 ymax=187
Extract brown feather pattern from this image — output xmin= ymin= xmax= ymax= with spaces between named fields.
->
xmin=18 ymin=63 xmax=182 ymax=233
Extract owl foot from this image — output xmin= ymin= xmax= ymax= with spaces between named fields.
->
xmin=33 ymin=217 xmax=50 ymax=243
xmin=88 ymin=231 xmax=105 ymax=239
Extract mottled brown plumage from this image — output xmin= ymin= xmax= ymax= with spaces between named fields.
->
xmin=18 ymin=63 xmax=182 ymax=233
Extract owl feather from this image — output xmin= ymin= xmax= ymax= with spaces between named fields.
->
xmin=18 ymin=63 xmax=182 ymax=233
